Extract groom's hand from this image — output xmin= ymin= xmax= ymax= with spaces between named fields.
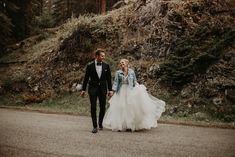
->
xmin=80 ymin=91 xmax=86 ymax=98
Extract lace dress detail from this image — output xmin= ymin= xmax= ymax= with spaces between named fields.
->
xmin=122 ymin=75 xmax=128 ymax=84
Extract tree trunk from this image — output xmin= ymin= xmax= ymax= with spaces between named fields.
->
xmin=67 ymin=0 xmax=70 ymax=17
xmin=101 ymin=0 xmax=106 ymax=14
xmin=47 ymin=0 xmax=52 ymax=13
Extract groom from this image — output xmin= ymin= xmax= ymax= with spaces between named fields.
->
xmin=80 ymin=49 xmax=113 ymax=133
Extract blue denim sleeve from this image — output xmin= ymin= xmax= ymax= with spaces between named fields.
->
xmin=112 ymin=71 xmax=119 ymax=91
xmin=133 ymin=70 xmax=137 ymax=87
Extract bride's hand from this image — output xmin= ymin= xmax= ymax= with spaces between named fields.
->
xmin=108 ymin=91 xmax=114 ymax=97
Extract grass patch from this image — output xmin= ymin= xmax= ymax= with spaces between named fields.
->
xmin=25 ymin=93 xmax=91 ymax=115
xmin=0 ymin=92 xmax=234 ymax=128
xmin=0 ymin=93 xmax=91 ymax=115
xmin=160 ymin=114 xmax=235 ymax=129
xmin=0 ymin=92 xmax=112 ymax=116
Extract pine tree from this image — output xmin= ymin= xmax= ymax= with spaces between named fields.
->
xmin=0 ymin=0 xmax=18 ymax=54
xmin=0 ymin=0 xmax=43 ymax=55
xmin=8 ymin=0 xmax=40 ymax=40
xmin=53 ymin=0 xmax=77 ymax=25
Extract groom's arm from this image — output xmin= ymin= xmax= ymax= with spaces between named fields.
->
xmin=82 ymin=64 xmax=90 ymax=91
xmin=106 ymin=64 xmax=112 ymax=91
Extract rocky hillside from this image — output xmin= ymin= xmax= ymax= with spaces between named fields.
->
xmin=0 ymin=0 xmax=234 ymax=121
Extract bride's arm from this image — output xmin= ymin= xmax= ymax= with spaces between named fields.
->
xmin=133 ymin=70 xmax=139 ymax=86
xmin=112 ymin=71 xmax=119 ymax=92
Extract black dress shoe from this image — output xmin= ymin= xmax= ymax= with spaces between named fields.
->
xmin=92 ymin=128 xmax=98 ymax=133
xmin=126 ymin=129 xmax=132 ymax=132
xmin=99 ymin=126 xmax=103 ymax=130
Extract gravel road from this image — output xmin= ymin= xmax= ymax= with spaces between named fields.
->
xmin=0 ymin=109 xmax=234 ymax=157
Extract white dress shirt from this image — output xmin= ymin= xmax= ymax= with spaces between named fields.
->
xmin=95 ymin=60 xmax=102 ymax=78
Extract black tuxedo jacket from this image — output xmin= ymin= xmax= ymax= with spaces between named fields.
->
xmin=82 ymin=61 xmax=112 ymax=95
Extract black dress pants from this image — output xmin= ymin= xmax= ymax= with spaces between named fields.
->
xmin=89 ymin=88 xmax=106 ymax=128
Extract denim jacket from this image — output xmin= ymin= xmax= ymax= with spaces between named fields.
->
xmin=112 ymin=68 xmax=137 ymax=93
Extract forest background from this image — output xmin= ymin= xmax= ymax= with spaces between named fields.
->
xmin=0 ymin=0 xmax=234 ymax=126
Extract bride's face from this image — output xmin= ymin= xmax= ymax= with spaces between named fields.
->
xmin=119 ymin=60 xmax=127 ymax=69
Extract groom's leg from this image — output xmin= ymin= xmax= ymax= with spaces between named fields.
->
xmin=89 ymin=94 xmax=98 ymax=128
xmin=98 ymin=92 xmax=106 ymax=128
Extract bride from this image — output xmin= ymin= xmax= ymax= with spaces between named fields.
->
xmin=103 ymin=59 xmax=165 ymax=131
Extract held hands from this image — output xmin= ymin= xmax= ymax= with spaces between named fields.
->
xmin=108 ymin=91 xmax=114 ymax=97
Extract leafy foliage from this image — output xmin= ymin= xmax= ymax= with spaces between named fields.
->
xmin=160 ymin=25 xmax=235 ymax=87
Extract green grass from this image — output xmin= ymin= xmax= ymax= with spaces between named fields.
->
xmin=0 ymin=92 xmax=113 ymax=116
xmin=0 ymin=92 xmax=234 ymax=128
xmin=26 ymin=94 xmax=90 ymax=115
xmin=160 ymin=114 xmax=235 ymax=129
xmin=0 ymin=93 xmax=91 ymax=115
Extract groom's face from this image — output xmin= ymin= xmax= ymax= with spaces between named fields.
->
xmin=96 ymin=52 xmax=105 ymax=62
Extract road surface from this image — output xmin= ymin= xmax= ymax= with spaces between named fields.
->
xmin=0 ymin=109 xmax=234 ymax=157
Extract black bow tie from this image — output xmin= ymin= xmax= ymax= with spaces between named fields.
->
xmin=97 ymin=62 xmax=102 ymax=66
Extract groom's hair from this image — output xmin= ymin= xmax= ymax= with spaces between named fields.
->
xmin=95 ymin=48 xmax=105 ymax=56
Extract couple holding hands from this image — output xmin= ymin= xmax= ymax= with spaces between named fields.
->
xmin=80 ymin=49 xmax=165 ymax=133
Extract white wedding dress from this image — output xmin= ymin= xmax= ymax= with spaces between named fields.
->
xmin=103 ymin=76 xmax=165 ymax=131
